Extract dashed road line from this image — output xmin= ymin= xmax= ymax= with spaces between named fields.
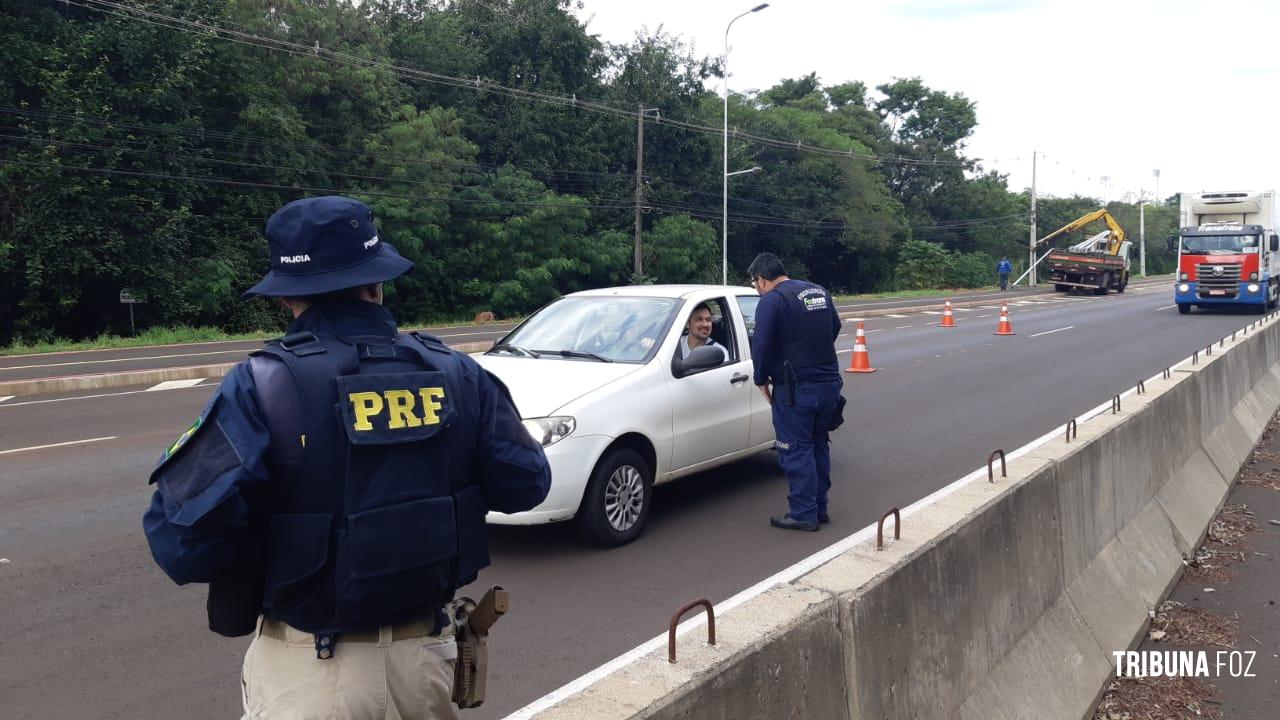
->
xmin=1029 ymin=326 xmax=1075 ymax=338
xmin=895 ymin=325 xmax=913 ymax=329
xmin=146 ymin=379 xmax=207 ymax=392
xmin=921 ymin=311 xmax=941 ymax=315
xmin=0 ymin=436 xmax=117 ymax=456
xmin=0 ymin=395 xmax=13 ymax=404
xmin=884 ymin=314 xmax=909 ymax=318
xmin=1156 ymin=304 xmax=1177 ymax=311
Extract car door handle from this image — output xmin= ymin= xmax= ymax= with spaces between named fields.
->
xmin=730 ymin=373 xmax=750 ymax=384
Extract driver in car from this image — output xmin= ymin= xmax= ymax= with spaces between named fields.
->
xmin=678 ymin=303 xmax=727 ymax=363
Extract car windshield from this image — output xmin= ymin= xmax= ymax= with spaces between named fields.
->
xmin=1181 ymin=234 xmax=1259 ymax=255
xmin=492 ymin=296 xmax=679 ymax=363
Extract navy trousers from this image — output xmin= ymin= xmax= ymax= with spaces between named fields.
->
xmin=771 ymin=380 xmax=843 ymax=523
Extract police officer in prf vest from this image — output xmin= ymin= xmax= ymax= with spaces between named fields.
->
xmin=143 ymin=196 xmax=551 ymax=719
xmin=747 ymin=252 xmax=845 ymax=532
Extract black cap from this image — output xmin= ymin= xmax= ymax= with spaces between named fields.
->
xmin=242 ymin=196 xmax=414 ymax=299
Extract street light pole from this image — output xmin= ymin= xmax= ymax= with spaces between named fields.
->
xmin=723 ymin=3 xmax=769 ymax=285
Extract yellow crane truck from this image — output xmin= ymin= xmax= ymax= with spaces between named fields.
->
xmin=1036 ymin=209 xmax=1132 ymax=294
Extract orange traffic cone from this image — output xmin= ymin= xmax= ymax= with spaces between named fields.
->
xmin=845 ymin=321 xmax=876 ymax=373
xmin=994 ymin=302 xmax=1015 ymax=336
xmin=940 ymin=300 xmax=957 ymax=328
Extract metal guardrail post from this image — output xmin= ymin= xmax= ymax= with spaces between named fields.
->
xmin=668 ymin=599 xmax=715 ymax=664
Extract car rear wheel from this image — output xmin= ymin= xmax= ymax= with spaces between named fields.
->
xmin=577 ymin=448 xmax=652 ymax=546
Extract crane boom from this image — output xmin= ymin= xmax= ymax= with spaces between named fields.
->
xmin=1035 ymin=209 xmax=1127 ymax=255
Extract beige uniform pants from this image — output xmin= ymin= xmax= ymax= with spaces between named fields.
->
xmin=240 ymin=617 xmax=458 ymax=720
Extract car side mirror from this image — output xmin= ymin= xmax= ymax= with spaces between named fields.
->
xmin=1271 ymin=234 xmax=1278 ymax=252
xmin=674 ymin=345 xmax=725 ymax=377
xmin=1166 ymin=235 xmax=1177 ymax=252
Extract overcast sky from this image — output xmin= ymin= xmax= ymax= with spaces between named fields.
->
xmin=575 ymin=0 xmax=1279 ymax=203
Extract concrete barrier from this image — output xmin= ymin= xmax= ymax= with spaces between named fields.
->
xmin=0 ymin=340 xmax=497 ymax=397
xmin=522 ymin=311 xmax=1280 ymax=720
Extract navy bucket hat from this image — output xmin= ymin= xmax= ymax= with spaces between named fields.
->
xmin=242 ymin=196 xmax=414 ymax=299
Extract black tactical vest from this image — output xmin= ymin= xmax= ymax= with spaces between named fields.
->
xmin=247 ymin=330 xmax=489 ymax=634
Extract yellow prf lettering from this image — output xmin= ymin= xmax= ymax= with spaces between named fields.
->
xmin=385 ymin=389 xmax=422 ymax=429
xmin=418 ymin=387 xmax=446 ymax=425
xmin=348 ymin=391 xmax=384 ymax=431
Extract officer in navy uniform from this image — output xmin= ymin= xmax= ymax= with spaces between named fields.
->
xmin=747 ymin=252 xmax=844 ymax=532
xmin=143 ymin=196 xmax=551 ymax=719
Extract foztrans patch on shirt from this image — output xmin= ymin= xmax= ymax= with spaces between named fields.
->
xmin=335 ymin=371 xmax=455 ymax=445
xmin=797 ymin=287 xmax=829 ymax=312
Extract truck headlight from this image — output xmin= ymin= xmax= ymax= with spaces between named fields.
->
xmin=523 ymin=416 xmax=576 ymax=447
xmin=1179 ymin=283 xmax=1190 ymax=293
xmin=1250 ymin=272 xmax=1259 ymax=281
xmin=1248 ymin=283 xmax=1261 ymax=293
xmin=1179 ymin=272 xmax=1189 ymax=281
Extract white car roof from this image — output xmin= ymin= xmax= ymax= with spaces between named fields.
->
xmin=564 ymin=284 xmax=753 ymax=299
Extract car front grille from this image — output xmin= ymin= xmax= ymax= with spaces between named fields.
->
xmin=1196 ymin=263 xmax=1241 ymax=289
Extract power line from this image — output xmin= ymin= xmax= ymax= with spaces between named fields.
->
xmin=0 ymin=157 xmax=637 ymax=210
xmin=65 ymin=0 xmax=969 ymax=168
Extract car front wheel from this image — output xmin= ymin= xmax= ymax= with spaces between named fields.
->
xmin=577 ymin=448 xmax=652 ymax=546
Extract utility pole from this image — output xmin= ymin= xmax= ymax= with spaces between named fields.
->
xmin=634 ymin=106 xmax=658 ymax=277
xmin=1029 ymin=151 xmax=1037 ymax=286
xmin=1139 ymin=190 xmax=1147 ymax=277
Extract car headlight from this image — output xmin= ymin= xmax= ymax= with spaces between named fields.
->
xmin=1250 ymin=272 xmax=1259 ymax=281
xmin=523 ymin=416 xmax=576 ymax=447
xmin=1248 ymin=283 xmax=1261 ymax=293
xmin=1178 ymin=283 xmax=1190 ymax=293
xmin=1179 ymin=272 xmax=1189 ymax=281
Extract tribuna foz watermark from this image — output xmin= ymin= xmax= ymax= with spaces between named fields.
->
xmin=1113 ymin=650 xmax=1257 ymax=678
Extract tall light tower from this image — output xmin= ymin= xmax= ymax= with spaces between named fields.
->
xmin=722 ymin=3 xmax=769 ymax=285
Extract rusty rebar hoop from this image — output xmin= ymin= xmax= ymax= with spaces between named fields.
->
xmin=1163 ymin=367 xmax=1171 ymax=379
xmin=668 ymin=599 xmax=715 ymax=664
xmin=1193 ymin=350 xmax=1199 ymax=365
xmin=1065 ymin=419 xmax=1077 ymax=443
xmin=1137 ymin=380 xmax=1145 ymax=395
xmin=987 ymin=449 xmax=1006 ymax=482
xmin=1112 ymin=395 xmax=1121 ymax=414
xmin=876 ymin=507 xmax=901 ymax=551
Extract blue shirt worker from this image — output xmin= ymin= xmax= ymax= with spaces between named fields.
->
xmin=998 ymin=257 xmax=1013 ymax=290
xmin=142 ymin=196 xmax=551 ymax=719
xmin=747 ymin=253 xmax=845 ymax=532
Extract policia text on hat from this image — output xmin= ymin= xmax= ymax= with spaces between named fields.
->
xmin=143 ymin=196 xmax=551 ymax=719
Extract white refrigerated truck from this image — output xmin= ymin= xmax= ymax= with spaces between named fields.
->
xmin=1174 ymin=191 xmax=1280 ymax=313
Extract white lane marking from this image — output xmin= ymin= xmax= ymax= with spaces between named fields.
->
xmin=0 ymin=384 xmax=213 ymax=408
xmin=0 ymin=436 xmax=117 ymax=456
xmin=954 ymin=308 xmax=972 ymax=312
xmin=921 ymin=311 xmax=941 ymax=315
xmin=884 ymin=314 xmax=909 ymax=318
xmin=1029 ymin=326 xmax=1075 ymax=338
xmin=1156 ymin=304 xmax=1177 ymax=311
xmin=2 ymin=349 xmax=247 ymax=371
xmin=977 ymin=314 xmax=992 ymax=318
xmin=844 ymin=318 xmax=865 ymax=324
xmin=895 ymin=325 xmax=913 ymax=329
xmin=865 ymin=328 xmax=885 ymax=333
xmin=146 ymin=379 xmax=206 ymax=392
xmin=836 ymin=349 xmax=852 ymax=354
xmin=0 ymin=395 xmax=13 ymax=404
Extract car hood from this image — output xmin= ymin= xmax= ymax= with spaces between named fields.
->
xmin=473 ymin=354 xmax=645 ymax=417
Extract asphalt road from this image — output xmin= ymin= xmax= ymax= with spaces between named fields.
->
xmin=1 ymin=282 xmax=1152 ymax=385
xmin=0 ymin=279 xmax=1243 ymax=720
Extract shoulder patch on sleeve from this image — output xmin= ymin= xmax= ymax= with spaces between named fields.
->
xmin=150 ymin=399 xmax=243 ymax=517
